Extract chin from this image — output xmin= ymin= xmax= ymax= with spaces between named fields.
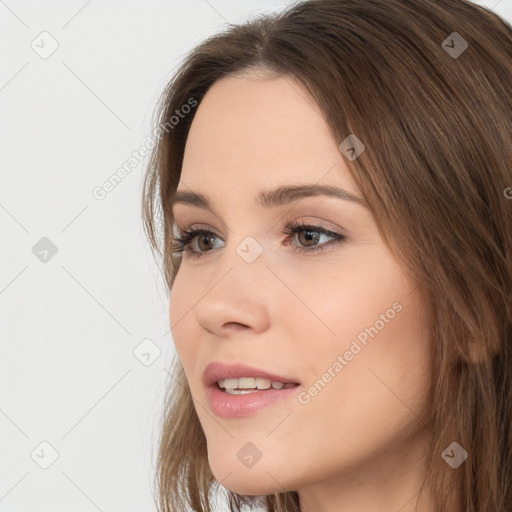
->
xmin=220 ymin=477 xmax=283 ymax=496
xmin=209 ymin=458 xmax=292 ymax=495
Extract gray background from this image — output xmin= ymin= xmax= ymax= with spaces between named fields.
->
xmin=1 ymin=0 xmax=511 ymax=510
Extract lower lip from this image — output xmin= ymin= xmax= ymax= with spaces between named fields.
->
xmin=206 ymin=383 xmax=300 ymax=418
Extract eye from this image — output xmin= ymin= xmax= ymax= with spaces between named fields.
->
xmin=171 ymin=224 xmax=223 ymax=259
xmin=171 ymin=220 xmax=346 ymax=259
xmin=282 ymin=220 xmax=346 ymax=255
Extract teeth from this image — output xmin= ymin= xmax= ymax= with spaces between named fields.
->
xmin=217 ymin=377 xmax=296 ymax=391
xmin=224 ymin=389 xmax=260 ymax=395
xmin=258 ymin=378 xmax=272 ymax=389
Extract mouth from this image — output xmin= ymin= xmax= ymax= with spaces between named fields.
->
xmin=203 ymin=361 xmax=301 ymax=417
xmin=203 ymin=360 xmax=301 ymax=389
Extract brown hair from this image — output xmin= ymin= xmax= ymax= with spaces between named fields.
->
xmin=141 ymin=1 xmax=512 ymax=511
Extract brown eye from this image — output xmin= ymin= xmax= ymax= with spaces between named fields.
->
xmin=171 ymin=227 xmax=224 ymax=259
xmin=195 ymin=232 xmax=217 ymax=252
xmin=283 ymin=221 xmax=347 ymax=255
xmin=297 ymin=228 xmax=320 ymax=247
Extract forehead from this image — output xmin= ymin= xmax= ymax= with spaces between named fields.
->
xmin=180 ymin=73 xmax=359 ymax=197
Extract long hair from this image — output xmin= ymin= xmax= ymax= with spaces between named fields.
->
xmin=141 ymin=1 xmax=512 ymax=510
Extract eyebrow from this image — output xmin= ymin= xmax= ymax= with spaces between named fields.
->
xmin=170 ymin=184 xmax=368 ymax=215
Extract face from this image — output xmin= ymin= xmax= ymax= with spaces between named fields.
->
xmin=169 ymin=72 xmax=433 ymax=497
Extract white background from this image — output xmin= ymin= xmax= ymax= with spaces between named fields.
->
xmin=1 ymin=0 xmax=511 ymax=511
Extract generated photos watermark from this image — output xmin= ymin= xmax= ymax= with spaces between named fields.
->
xmin=298 ymin=301 xmax=403 ymax=405
xmin=92 ymin=97 xmax=197 ymax=201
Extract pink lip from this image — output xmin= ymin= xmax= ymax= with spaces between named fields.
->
xmin=206 ymin=384 xmax=300 ymax=418
xmin=202 ymin=361 xmax=301 ymax=418
xmin=202 ymin=360 xmax=300 ymax=388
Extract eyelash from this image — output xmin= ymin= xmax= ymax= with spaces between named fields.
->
xmin=171 ymin=220 xmax=346 ymax=259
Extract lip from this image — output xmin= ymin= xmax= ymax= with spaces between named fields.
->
xmin=203 ymin=361 xmax=301 ymax=419
xmin=206 ymin=384 xmax=300 ymax=418
xmin=202 ymin=360 xmax=301 ymax=388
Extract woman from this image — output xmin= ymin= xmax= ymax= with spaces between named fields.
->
xmin=141 ymin=0 xmax=512 ymax=511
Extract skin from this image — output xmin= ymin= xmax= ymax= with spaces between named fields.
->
xmin=169 ymin=71 xmax=448 ymax=512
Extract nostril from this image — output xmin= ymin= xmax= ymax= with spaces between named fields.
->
xmin=223 ymin=322 xmax=249 ymax=331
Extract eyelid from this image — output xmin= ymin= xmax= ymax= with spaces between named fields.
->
xmin=285 ymin=216 xmax=345 ymax=233
xmin=175 ymin=217 xmax=344 ymax=237
xmin=174 ymin=223 xmax=224 ymax=239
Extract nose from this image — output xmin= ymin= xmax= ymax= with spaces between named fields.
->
xmin=192 ymin=244 xmax=272 ymax=337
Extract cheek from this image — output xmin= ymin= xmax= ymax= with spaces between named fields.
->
xmin=305 ymin=287 xmax=431 ymax=439
xmin=285 ymin=248 xmax=414 ymax=363
xmin=291 ymin=254 xmax=433 ymax=451
xmin=324 ymin=261 xmax=430 ymax=395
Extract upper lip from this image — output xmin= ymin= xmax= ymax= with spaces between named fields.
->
xmin=203 ymin=361 xmax=301 ymax=387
